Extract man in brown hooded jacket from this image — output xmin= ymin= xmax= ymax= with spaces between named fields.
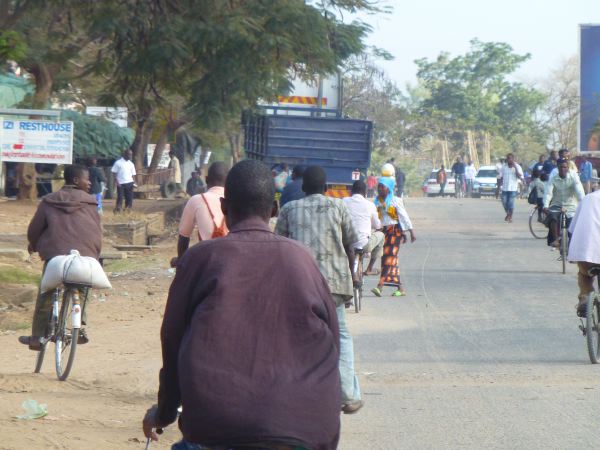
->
xmin=19 ymin=164 xmax=102 ymax=350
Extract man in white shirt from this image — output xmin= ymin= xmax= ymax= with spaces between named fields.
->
xmin=568 ymin=190 xmax=600 ymax=316
xmin=168 ymin=150 xmax=182 ymax=187
xmin=111 ymin=149 xmax=137 ymax=212
xmin=465 ymin=161 xmax=477 ymax=197
xmin=498 ymin=153 xmax=523 ymax=223
xmin=343 ymin=180 xmax=384 ymax=276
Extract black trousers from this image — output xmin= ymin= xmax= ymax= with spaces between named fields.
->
xmin=116 ymin=182 xmax=134 ymax=210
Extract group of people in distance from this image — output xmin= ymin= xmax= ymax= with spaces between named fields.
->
xmin=435 ymin=157 xmax=477 ymax=198
xmin=504 ymin=147 xmax=600 ymax=319
xmin=18 ymin=156 xmax=417 ymax=449
xmin=528 ymin=148 xmax=600 ymax=317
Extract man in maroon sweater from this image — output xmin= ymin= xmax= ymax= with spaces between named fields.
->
xmin=19 ymin=164 xmax=102 ymax=350
xmin=143 ymin=160 xmax=341 ymax=450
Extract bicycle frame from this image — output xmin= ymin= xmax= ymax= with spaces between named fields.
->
xmin=35 ymin=285 xmax=90 ymax=380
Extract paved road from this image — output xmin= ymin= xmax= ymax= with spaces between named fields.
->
xmin=341 ymin=197 xmax=598 ymax=450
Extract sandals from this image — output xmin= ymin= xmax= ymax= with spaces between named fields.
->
xmin=365 ymin=269 xmax=380 ymax=276
xmin=372 ymin=287 xmax=406 ymax=297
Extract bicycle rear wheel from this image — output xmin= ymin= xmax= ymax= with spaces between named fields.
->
xmin=353 ymin=257 xmax=362 ymax=313
xmin=561 ymin=222 xmax=568 ymax=274
xmin=34 ymin=340 xmax=48 ymax=373
xmin=55 ymin=289 xmax=79 ymax=381
xmin=528 ymin=207 xmax=546 ymax=239
xmin=34 ymin=290 xmax=60 ymax=374
xmin=586 ymin=293 xmax=600 ymax=364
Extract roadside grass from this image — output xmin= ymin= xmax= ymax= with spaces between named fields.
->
xmin=104 ymin=255 xmax=165 ymax=273
xmin=0 ymin=266 xmax=40 ymax=285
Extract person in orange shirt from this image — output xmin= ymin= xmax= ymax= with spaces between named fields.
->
xmin=172 ymin=162 xmax=229 ymax=266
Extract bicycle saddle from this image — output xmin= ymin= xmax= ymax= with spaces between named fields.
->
xmin=586 ymin=267 xmax=600 ymax=277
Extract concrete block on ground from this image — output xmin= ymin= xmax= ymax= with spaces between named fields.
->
xmin=103 ymin=221 xmax=148 ymax=245
xmin=0 ymin=248 xmax=29 ymax=261
xmin=0 ymin=284 xmax=37 ymax=306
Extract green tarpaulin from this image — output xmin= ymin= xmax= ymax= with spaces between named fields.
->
xmin=60 ymin=110 xmax=134 ymax=159
xmin=0 ymin=73 xmax=33 ymax=108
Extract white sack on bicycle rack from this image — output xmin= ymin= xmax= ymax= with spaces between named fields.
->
xmin=41 ymin=250 xmax=112 ymax=293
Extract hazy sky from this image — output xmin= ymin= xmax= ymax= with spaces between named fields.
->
xmin=362 ymin=0 xmax=600 ymax=87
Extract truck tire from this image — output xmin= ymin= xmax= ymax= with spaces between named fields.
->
xmin=160 ymin=181 xmax=177 ymax=199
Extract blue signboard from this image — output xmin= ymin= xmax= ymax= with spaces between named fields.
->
xmin=581 ymin=25 xmax=600 ymax=151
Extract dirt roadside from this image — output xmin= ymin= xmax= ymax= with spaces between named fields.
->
xmin=0 ymin=198 xmax=187 ymax=449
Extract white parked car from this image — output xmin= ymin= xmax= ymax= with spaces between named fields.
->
xmin=423 ymin=169 xmax=455 ymax=197
xmin=472 ymin=166 xmax=498 ymax=198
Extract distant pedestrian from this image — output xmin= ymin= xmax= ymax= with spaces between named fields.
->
xmin=343 ymin=180 xmax=384 ymax=277
xmin=174 ymin=162 xmax=229 ymax=266
xmin=395 ymin=167 xmax=406 ymax=197
xmin=168 ymin=150 xmax=183 ymax=193
xmin=543 ymin=150 xmax=558 ymax=175
xmin=580 ymin=156 xmax=593 ymax=194
xmin=87 ymin=157 xmax=106 ymax=213
xmin=276 ymin=165 xmax=364 ymax=415
xmin=529 ymin=169 xmax=546 ymax=221
xmin=534 ymin=154 xmax=546 ymax=174
xmin=185 ymin=171 xmax=206 ymax=196
xmin=366 ymin=173 xmax=378 ymax=197
xmin=279 ymin=165 xmax=305 ymax=207
xmin=495 ymin=158 xmax=505 ymax=199
xmin=372 ymin=177 xmax=416 ymax=298
xmin=273 ymin=163 xmax=289 ymax=193
xmin=451 ymin=157 xmax=466 ymax=195
xmin=437 ymin=164 xmax=447 ymax=197
xmin=499 ymin=153 xmax=524 ymax=223
xmin=465 ymin=161 xmax=477 ymax=196
xmin=111 ymin=149 xmax=136 ymax=213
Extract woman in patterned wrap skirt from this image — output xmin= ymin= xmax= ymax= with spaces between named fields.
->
xmin=372 ymin=177 xmax=416 ymax=297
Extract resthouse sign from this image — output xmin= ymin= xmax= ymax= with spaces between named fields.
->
xmin=0 ymin=119 xmax=74 ymax=164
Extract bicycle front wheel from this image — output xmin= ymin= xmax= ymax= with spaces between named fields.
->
xmin=528 ymin=208 xmax=546 ymax=239
xmin=561 ymin=224 xmax=568 ymax=274
xmin=586 ymin=293 xmax=600 ymax=364
xmin=55 ymin=289 xmax=78 ymax=381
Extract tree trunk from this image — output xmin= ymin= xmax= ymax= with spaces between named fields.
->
xmin=228 ymin=132 xmax=242 ymax=164
xmin=148 ymin=118 xmax=186 ymax=175
xmin=466 ymin=130 xmax=480 ymax=168
xmin=482 ymin=131 xmax=492 ymax=165
xmin=16 ymin=63 xmax=54 ymax=199
xmin=130 ymin=119 xmax=154 ymax=173
xmin=16 ymin=162 xmax=37 ymax=201
xmin=147 ymin=126 xmax=168 ymax=175
xmin=29 ymin=63 xmax=53 ymax=109
xmin=441 ymin=136 xmax=450 ymax=168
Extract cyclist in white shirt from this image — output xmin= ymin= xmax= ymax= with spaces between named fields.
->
xmin=343 ymin=180 xmax=384 ymax=276
xmin=111 ymin=149 xmax=137 ymax=212
xmin=569 ymin=189 xmax=600 ymax=316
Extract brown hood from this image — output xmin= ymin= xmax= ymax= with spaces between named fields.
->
xmin=28 ymin=186 xmax=102 ymax=261
xmin=42 ymin=186 xmax=98 ymax=213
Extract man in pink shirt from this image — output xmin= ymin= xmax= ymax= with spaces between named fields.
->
xmin=174 ymin=162 xmax=229 ymax=265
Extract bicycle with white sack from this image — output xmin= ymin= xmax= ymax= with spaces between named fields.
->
xmin=34 ymin=250 xmax=111 ymax=381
